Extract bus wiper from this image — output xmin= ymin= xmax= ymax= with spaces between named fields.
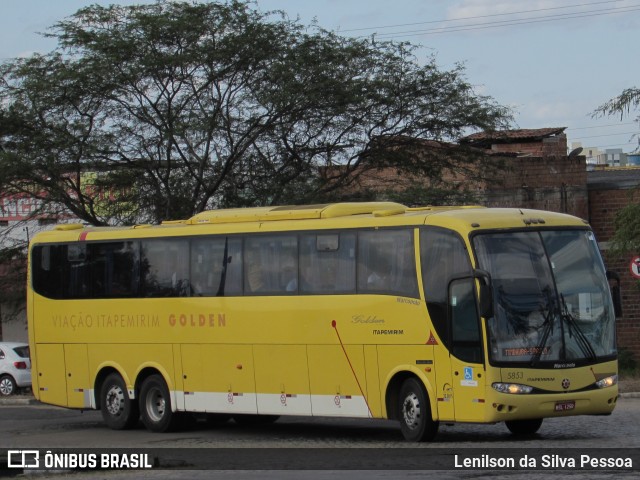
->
xmin=530 ymin=288 xmax=555 ymax=367
xmin=560 ymin=294 xmax=597 ymax=361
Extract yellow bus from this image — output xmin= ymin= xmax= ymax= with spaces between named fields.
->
xmin=27 ymin=202 xmax=619 ymax=441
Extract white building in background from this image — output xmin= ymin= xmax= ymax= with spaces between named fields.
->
xmin=571 ymin=143 xmax=628 ymax=167
xmin=0 ymin=194 xmax=77 ymax=249
xmin=0 ymin=195 xmax=81 ymax=342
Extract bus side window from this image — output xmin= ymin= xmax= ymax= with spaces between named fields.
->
xmin=87 ymin=242 xmax=139 ymax=298
xmin=450 ymin=278 xmax=483 ymax=363
xmin=299 ymin=233 xmax=356 ymax=294
xmin=32 ymin=245 xmax=67 ymax=299
xmin=244 ymin=235 xmax=297 ymax=295
xmin=141 ymin=239 xmax=189 ymax=297
xmin=191 ymin=237 xmax=242 ymax=297
xmin=357 ymin=229 xmax=418 ymax=298
xmin=421 ymin=228 xmax=473 ymax=351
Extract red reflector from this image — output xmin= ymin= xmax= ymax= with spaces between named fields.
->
xmin=14 ymin=361 xmax=28 ymax=370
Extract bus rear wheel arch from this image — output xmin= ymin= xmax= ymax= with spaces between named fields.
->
xmin=99 ymin=372 xmax=139 ymax=430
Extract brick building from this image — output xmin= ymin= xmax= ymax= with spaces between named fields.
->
xmin=588 ymin=168 xmax=640 ymax=359
xmin=460 ymin=127 xmax=588 ymax=219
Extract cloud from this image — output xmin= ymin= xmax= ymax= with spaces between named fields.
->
xmin=445 ymin=0 xmax=639 ymax=27
xmin=446 ymin=0 xmax=564 ymax=21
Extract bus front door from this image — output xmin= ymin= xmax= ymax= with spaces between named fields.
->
xmin=448 ymin=278 xmax=486 ymax=423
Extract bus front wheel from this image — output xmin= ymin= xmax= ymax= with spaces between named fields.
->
xmin=100 ymin=373 xmax=139 ymax=430
xmin=139 ymin=374 xmax=178 ymax=433
xmin=505 ymin=418 xmax=543 ymax=436
xmin=398 ymin=377 xmax=439 ymax=442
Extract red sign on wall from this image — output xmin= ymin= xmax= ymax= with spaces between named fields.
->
xmin=631 ymin=256 xmax=640 ymax=279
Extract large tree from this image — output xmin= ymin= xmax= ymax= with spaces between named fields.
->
xmin=595 ymin=88 xmax=640 ymax=255
xmin=0 ymin=0 xmax=511 ymax=226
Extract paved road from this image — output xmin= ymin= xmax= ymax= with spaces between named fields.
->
xmin=2 ymin=397 xmax=639 ymax=478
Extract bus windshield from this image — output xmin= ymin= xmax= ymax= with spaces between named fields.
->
xmin=473 ymin=229 xmax=616 ymax=366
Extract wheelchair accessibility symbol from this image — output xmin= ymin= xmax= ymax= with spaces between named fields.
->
xmin=461 ymin=366 xmax=477 ymax=386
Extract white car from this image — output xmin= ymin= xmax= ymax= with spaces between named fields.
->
xmin=0 ymin=342 xmax=32 ymax=396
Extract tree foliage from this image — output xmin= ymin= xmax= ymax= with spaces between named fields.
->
xmin=595 ymin=88 xmax=640 ymax=120
xmin=0 ymin=0 xmax=512 ymax=225
xmin=594 ymin=87 xmax=640 ymax=255
xmin=610 ymin=201 xmax=640 ymax=256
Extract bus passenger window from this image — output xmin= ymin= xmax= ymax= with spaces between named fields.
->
xmin=299 ymin=233 xmax=356 ymax=294
xmin=32 ymin=245 xmax=67 ymax=299
xmin=357 ymin=229 xmax=418 ymax=298
xmin=141 ymin=239 xmax=190 ymax=297
xmin=244 ymin=235 xmax=297 ymax=295
xmin=87 ymin=242 xmax=138 ymax=298
xmin=191 ymin=237 xmax=242 ymax=296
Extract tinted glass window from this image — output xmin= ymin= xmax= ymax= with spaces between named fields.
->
xmin=32 ymin=245 xmax=68 ymax=299
xmin=244 ymin=235 xmax=297 ymax=294
xmin=141 ymin=239 xmax=190 ymax=297
xmin=13 ymin=346 xmax=30 ymax=358
xmin=86 ymin=242 xmax=138 ymax=298
xmin=421 ymin=228 xmax=472 ymax=348
xmin=357 ymin=229 xmax=418 ymax=298
xmin=191 ymin=237 xmax=242 ymax=296
xmin=299 ymin=233 xmax=356 ymax=294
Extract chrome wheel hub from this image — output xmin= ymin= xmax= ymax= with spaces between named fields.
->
xmin=402 ymin=393 xmax=421 ymax=430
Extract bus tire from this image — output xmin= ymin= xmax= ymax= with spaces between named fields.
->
xmin=505 ymin=418 xmax=543 ymax=436
xmin=398 ymin=377 xmax=439 ymax=442
xmin=139 ymin=374 xmax=178 ymax=433
xmin=100 ymin=373 xmax=139 ymax=430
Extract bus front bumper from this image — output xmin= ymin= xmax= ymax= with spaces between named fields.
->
xmin=484 ymin=385 xmax=619 ymax=423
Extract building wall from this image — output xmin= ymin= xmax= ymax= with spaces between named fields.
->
xmin=588 ymin=185 xmax=640 ymax=359
xmin=481 ymin=155 xmax=588 ymax=219
xmin=488 ymin=134 xmax=567 ymax=157
xmin=0 ymin=301 xmax=27 ymax=342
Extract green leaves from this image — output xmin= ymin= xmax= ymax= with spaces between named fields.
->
xmin=1 ymin=0 xmax=512 ymax=225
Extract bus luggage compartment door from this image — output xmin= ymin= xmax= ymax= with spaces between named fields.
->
xmin=34 ymin=343 xmax=68 ymax=407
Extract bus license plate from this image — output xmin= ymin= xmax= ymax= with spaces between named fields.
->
xmin=554 ymin=401 xmax=575 ymax=412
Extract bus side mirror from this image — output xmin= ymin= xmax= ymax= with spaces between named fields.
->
xmin=606 ymin=270 xmax=623 ymax=318
xmin=474 ymin=269 xmax=493 ymax=319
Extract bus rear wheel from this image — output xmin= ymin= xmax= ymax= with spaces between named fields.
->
xmin=505 ymin=418 xmax=543 ymax=436
xmin=100 ymin=373 xmax=139 ymax=430
xmin=139 ymin=374 xmax=179 ymax=433
xmin=398 ymin=377 xmax=439 ymax=442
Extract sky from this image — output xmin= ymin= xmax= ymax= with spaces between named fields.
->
xmin=1 ymin=0 xmax=639 ymax=154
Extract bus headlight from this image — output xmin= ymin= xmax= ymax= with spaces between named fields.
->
xmin=492 ymin=383 xmax=533 ymax=394
xmin=595 ymin=375 xmax=618 ymax=389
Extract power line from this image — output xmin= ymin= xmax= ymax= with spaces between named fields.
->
xmin=571 ymin=131 xmax=639 ymax=140
xmin=341 ymin=0 xmax=627 ymax=33
xmin=360 ymin=4 xmax=640 ymax=39
xmin=567 ymin=122 xmax=637 ymax=130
